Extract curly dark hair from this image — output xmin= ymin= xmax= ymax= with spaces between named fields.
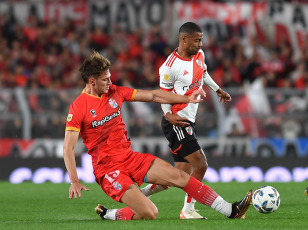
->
xmin=79 ymin=51 xmax=111 ymax=83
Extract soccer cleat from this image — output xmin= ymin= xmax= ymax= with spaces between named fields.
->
xmin=305 ymin=187 xmax=308 ymax=197
xmin=228 ymin=189 xmax=253 ymax=219
xmin=180 ymin=209 xmax=206 ymax=219
xmin=95 ymin=204 xmax=108 ymax=220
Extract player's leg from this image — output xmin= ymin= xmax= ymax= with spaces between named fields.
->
xmin=96 ymin=184 xmax=158 ymax=220
xmin=140 ymin=120 xmax=207 ymax=219
xmin=174 ymin=162 xmax=191 ymax=174
xmin=121 ymin=184 xmax=158 ymax=220
xmin=176 ymin=148 xmax=208 ymax=219
xmin=140 ymin=117 xmax=193 ymax=197
xmin=95 ymin=169 xmax=158 ymax=221
xmin=183 ymin=149 xmax=207 ymax=181
xmin=146 ymin=158 xmax=253 ymax=219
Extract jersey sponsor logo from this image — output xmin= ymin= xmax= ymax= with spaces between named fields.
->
xmin=164 ymin=74 xmax=170 ymax=81
xmin=67 ymin=114 xmax=73 ymax=121
xmin=92 ymin=107 xmax=121 ymax=128
xmin=162 ymin=82 xmax=173 ymax=88
xmin=183 ymin=78 xmax=202 ymax=91
xmin=183 ymin=70 xmax=189 ymax=76
xmin=109 ymin=98 xmax=118 ymax=108
xmin=185 ymin=126 xmax=193 ymax=135
xmin=90 ymin=109 xmax=97 ymax=117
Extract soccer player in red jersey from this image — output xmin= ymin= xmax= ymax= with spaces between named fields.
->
xmin=63 ymin=51 xmax=252 ymax=221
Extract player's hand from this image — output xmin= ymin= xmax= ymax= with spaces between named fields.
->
xmin=69 ymin=182 xmax=90 ymax=199
xmin=216 ymin=88 xmax=231 ymax=104
xmin=166 ymin=113 xmax=190 ymax=127
xmin=189 ymin=88 xmax=206 ymax=103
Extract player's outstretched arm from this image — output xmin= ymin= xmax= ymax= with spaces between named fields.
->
xmin=203 ymin=71 xmax=231 ymax=104
xmin=63 ymin=130 xmax=89 ymax=199
xmin=134 ymin=88 xmax=206 ymax=104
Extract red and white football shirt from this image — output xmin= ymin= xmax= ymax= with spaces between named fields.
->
xmin=159 ymin=49 xmax=206 ymax=123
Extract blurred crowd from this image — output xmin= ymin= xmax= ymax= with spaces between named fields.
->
xmin=1 ymin=14 xmax=308 ymax=91
xmin=1 ymin=12 xmax=308 ymax=139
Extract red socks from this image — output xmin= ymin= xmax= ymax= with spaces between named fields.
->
xmin=183 ymin=176 xmax=219 ymax=207
xmin=115 ymin=207 xmax=135 ymax=220
xmin=186 ymin=195 xmax=192 ymax=203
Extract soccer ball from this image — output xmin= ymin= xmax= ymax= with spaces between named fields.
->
xmin=252 ymin=186 xmax=280 ymax=214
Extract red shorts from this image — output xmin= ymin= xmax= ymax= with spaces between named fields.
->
xmin=94 ymin=151 xmax=156 ymax=202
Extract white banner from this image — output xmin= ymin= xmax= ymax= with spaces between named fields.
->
xmin=89 ymin=0 xmax=171 ymax=34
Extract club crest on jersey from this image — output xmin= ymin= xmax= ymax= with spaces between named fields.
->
xmin=185 ymin=126 xmax=193 ymax=135
xmin=90 ymin=109 xmax=97 ymax=117
xmin=109 ymin=99 xmax=118 ymax=108
xmin=67 ymin=114 xmax=73 ymax=121
xmin=196 ymin=59 xmax=203 ymax=68
xmin=113 ymin=181 xmax=122 ymax=191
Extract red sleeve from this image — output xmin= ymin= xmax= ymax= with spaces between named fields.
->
xmin=114 ymin=85 xmax=136 ymax=101
xmin=65 ymin=97 xmax=84 ymax=132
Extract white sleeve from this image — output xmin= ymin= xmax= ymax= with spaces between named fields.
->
xmin=161 ymin=104 xmax=172 ymax=115
xmin=159 ymin=62 xmax=174 ymax=114
xmin=203 ymin=71 xmax=220 ymax=92
xmin=159 ymin=64 xmax=174 ymax=90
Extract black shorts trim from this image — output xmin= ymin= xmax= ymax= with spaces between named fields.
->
xmin=161 ymin=116 xmax=201 ymax=163
xmin=172 ymin=140 xmax=201 ymax=162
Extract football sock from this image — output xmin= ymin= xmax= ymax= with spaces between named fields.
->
xmin=140 ymin=184 xmax=168 ymax=197
xmin=182 ymin=193 xmax=197 ymax=212
xmin=183 ymin=176 xmax=232 ymax=217
xmin=211 ymin=196 xmax=232 ymax=217
xmin=104 ymin=207 xmax=135 ymax=220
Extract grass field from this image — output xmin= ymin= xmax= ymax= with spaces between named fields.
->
xmin=1 ymin=181 xmax=307 ymax=230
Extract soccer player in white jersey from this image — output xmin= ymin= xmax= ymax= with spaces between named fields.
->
xmin=141 ymin=22 xmax=232 ymax=219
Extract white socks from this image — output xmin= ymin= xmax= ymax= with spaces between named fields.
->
xmin=210 ymin=196 xmax=232 ymax=217
xmin=182 ymin=193 xmax=197 ymax=212
xmin=103 ymin=209 xmax=117 ymax=220
xmin=140 ymin=184 xmax=169 ymax=197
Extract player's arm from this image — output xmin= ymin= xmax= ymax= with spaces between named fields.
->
xmin=133 ymin=88 xmax=205 ymax=104
xmin=63 ymin=130 xmax=89 ymax=199
xmin=203 ymin=71 xmax=231 ymax=104
xmin=162 ymin=104 xmax=190 ymax=127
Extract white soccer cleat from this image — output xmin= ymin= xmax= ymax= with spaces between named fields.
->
xmin=180 ymin=209 xmax=206 ymax=219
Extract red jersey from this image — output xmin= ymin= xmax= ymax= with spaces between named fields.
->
xmin=66 ymin=85 xmax=137 ymax=166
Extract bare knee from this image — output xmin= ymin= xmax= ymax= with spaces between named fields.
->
xmin=140 ymin=206 xmax=158 ymax=220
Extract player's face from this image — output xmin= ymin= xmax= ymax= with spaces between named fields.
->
xmin=95 ymin=70 xmax=112 ymax=95
xmin=186 ymin=31 xmax=203 ymax=56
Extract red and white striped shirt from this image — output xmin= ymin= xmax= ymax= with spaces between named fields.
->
xmin=159 ymin=49 xmax=207 ymax=122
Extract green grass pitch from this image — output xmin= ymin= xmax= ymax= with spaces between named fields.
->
xmin=1 ymin=181 xmax=307 ymax=230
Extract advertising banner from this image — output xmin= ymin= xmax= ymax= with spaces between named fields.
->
xmin=1 ymin=153 xmax=307 ymax=183
xmin=1 ymin=138 xmax=307 ymax=183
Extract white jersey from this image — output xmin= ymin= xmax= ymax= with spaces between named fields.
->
xmin=159 ymin=49 xmax=207 ymax=123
